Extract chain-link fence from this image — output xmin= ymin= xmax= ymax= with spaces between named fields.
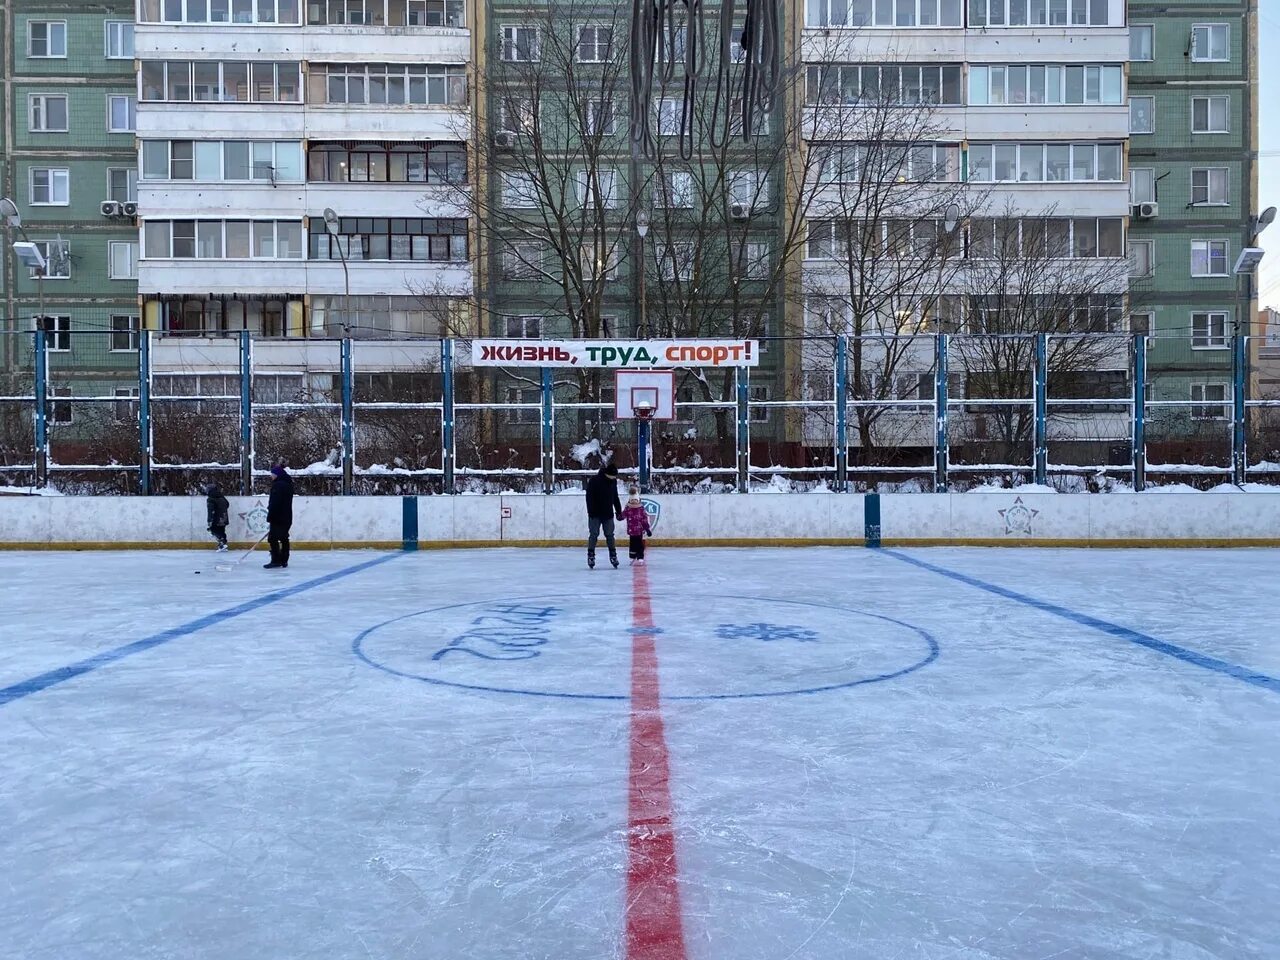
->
xmin=1 ymin=332 xmax=1274 ymax=494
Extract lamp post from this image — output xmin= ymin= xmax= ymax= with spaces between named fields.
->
xmin=1230 ymin=206 xmax=1274 ymax=485
xmin=635 ymin=208 xmax=649 ymax=338
xmin=1 ymin=197 xmax=46 ymax=329
xmin=3 ymin=196 xmax=50 ymax=488
xmin=322 ymin=208 xmax=350 ymax=334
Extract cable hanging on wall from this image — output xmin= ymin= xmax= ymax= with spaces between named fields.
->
xmin=629 ymin=0 xmax=780 ymax=160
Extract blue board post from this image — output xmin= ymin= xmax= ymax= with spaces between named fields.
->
xmin=340 ymin=337 xmax=355 ymax=496
xmin=1232 ymin=330 xmax=1248 ymax=485
xmin=138 ymin=329 xmax=152 ymax=495
xmin=33 ymin=328 xmax=48 ymax=488
xmin=1034 ymin=333 xmax=1048 ymax=486
xmin=401 ymin=495 xmax=419 ymax=551
xmin=441 ymin=338 xmax=455 ymax=494
xmin=239 ymin=329 xmax=253 ymax=495
xmin=541 ymin=367 xmax=554 ymax=494
xmin=864 ymin=492 xmax=881 ymax=547
xmin=736 ymin=368 xmax=750 ymax=493
xmin=1132 ymin=333 xmax=1146 ymax=492
xmin=835 ymin=335 xmax=848 ymax=493
xmin=934 ymin=333 xmax=949 ymax=493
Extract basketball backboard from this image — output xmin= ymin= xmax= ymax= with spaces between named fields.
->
xmin=615 ymin=369 xmax=675 ymax=421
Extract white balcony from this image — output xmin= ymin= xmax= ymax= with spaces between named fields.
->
xmin=137 ymin=102 xmax=468 ymax=142
xmin=963 ymin=105 xmax=1129 ymax=141
xmin=799 ymin=26 xmax=1128 ymax=65
xmin=135 ymin=23 xmax=470 ymax=62
xmin=139 ymin=257 xmax=472 ymax=297
xmin=138 ymin=182 xmax=470 ymax=220
xmin=303 ymin=105 xmax=465 ymax=140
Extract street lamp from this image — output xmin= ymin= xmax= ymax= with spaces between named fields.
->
xmin=1 ymin=197 xmax=47 ymax=329
xmin=322 ymin=207 xmax=351 ymax=334
xmin=635 ymin=208 xmax=650 ymax=338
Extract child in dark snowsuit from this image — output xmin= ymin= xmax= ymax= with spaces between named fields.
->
xmin=205 ymin=482 xmax=230 ymax=551
xmin=620 ymin=487 xmax=652 ymax=565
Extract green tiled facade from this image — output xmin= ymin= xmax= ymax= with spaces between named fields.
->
xmin=1 ymin=1 xmax=138 ymax=380
xmin=1128 ymin=1 xmax=1258 ymax=430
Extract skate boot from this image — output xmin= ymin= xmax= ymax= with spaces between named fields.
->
xmin=587 ymin=552 xmax=596 ymax=570
xmin=610 ymin=552 xmax=620 ymax=569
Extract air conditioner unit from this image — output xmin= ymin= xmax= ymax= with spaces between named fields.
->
xmin=494 ymin=130 xmax=516 ymax=149
xmin=729 ymin=202 xmax=750 ymax=220
xmin=1133 ymin=201 xmax=1159 ymax=220
xmin=122 ymin=201 xmax=139 ymax=217
xmin=100 ymin=200 xmax=122 ymax=217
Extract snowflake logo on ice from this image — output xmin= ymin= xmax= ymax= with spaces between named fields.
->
xmin=998 ymin=496 xmax=1039 ymax=536
xmin=239 ymin=502 xmax=269 ymax=535
xmin=715 ymin=622 xmax=819 ymax=643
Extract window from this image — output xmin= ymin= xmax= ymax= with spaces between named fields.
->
xmin=505 ymin=387 xmax=540 ymax=424
xmin=502 ymin=172 xmax=538 ymax=208
xmin=51 ymin=386 xmax=73 ymax=425
xmin=656 ymin=98 xmax=682 ymax=136
xmin=579 ymin=243 xmax=619 ymax=281
xmin=105 ymin=21 xmax=135 ymax=59
xmin=113 ymin=387 xmax=139 ymax=422
xmin=109 ymin=241 xmax=139 ymax=280
xmin=141 ymin=0 xmax=301 ymax=24
xmin=749 ymin=385 xmax=769 ymax=423
xmin=43 ymin=316 xmax=71 ymax=353
xmin=108 ymin=168 xmax=138 ymax=202
xmin=1129 ymin=25 xmax=1153 ymax=61
xmin=966 ymin=142 xmax=1122 ymax=183
xmin=144 ymin=220 xmax=308 ymax=259
xmin=817 ymin=142 xmax=961 ymax=183
xmin=729 ymin=170 xmax=769 ymax=210
xmin=108 ymin=95 xmax=137 ymax=133
xmin=29 ymin=240 xmax=70 ymax=279
xmin=30 ymin=168 xmax=70 ymax=205
xmin=1129 ymin=239 xmax=1153 ymax=278
xmin=308 ymin=142 xmax=465 ymax=184
xmin=142 ymin=140 xmax=305 ymax=183
xmin=140 ymin=60 xmax=302 ymax=103
xmin=1191 ymin=312 xmax=1228 ymax=350
xmin=969 ymin=0 xmax=1112 ymax=26
xmin=1192 ymin=96 xmax=1229 ymax=134
xmin=577 ymin=25 xmax=613 ymax=63
xmin=501 ymin=25 xmax=539 ymax=61
xmin=504 ymin=315 xmax=541 ymax=338
xmin=806 ymin=63 xmax=964 ymax=106
xmin=308 ymin=217 xmax=468 ymax=262
xmin=317 ymin=63 xmax=467 ymax=106
xmin=503 ymin=241 xmax=543 ymax=279
xmin=1191 ymin=383 xmax=1228 ymax=420
xmin=658 ymin=241 xmax=695 ymax=281
xmin=1191 ymin=24 xmax=1229 ymax=63
xmin=656 ymin=170 xmax=694 ymax=208
xmin=1130 ymin=167 xmax=1155 ymax=204
xmin=968 ymin=64 xmax=1123 ymax=106
xmin=807 ymin=0 xmax=962 ymax=26
xmin=585 ymin=100 xmax=616 ymax=136
xmin=28 ymin=94 xmax=68 ymax=133
xmin=498 ymin=98 xmax=538 ymax=134
xmin=1129 ymin=96 xmax=1154 ymax=134
xmin=111 ymin=315 xmax=140 ymax=352
xmin=28 ymin=20 xmax=66 ymax=58
xmin=1191 ymin=168 xmax=1229 ymax=206
xmin=1190 ymin=240 xmax=1228 ymax=277
xmin=743 ymin=242 xmax=770 ymax=280
xmin=575 ymin=168 xmax=618 ymax=208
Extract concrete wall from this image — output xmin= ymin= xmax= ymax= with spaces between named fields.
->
xmin=2 ymin=492 xmax=1280 ymax=548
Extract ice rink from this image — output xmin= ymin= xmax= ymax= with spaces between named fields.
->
xmin=1 ymin=545 xmax=1277 ymax=960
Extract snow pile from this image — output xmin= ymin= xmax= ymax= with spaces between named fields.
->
xmin=569 ymin=439 xmax=602 ymax=466
xmin=0 ymin=485 xmax=62 ymax=497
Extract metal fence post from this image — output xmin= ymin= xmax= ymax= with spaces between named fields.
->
xmin=835 ymin=335 xmax=848 ymax=493
xmin=139 ymin=330 xmax=152 ymax=495
xmin=441 ymin=338 xmax=455 ymax=494
xmin=1132 ymin=333 xmax=1146 ymax=492
xmin=1233 ymin=330 xmax=1248 ymax=485
xmin=239 ymin=330 xmax=253 ymax=495
xmin=1034 ymin=333 xmax=1048 ymax=486
xmin=934 ymin=333 xmax=949 ymax=493
xmin=33 ymin=329 xmax=48 ymax=488
xmin=340 ymin=337 xmax=355 ymax=496
xmin=541 ymin=367 xmax=554 ymax=494
xmin=736 ymin=367 xmax=750 ymax=493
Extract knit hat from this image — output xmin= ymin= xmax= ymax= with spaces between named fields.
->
xmin=270 ymin=465 xmax=285 ymax=478
xmin=603 ymin=463 xmax=618 ymax=477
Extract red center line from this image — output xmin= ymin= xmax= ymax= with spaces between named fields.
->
xmin=625 ymin=563 xmax=689 ymax=960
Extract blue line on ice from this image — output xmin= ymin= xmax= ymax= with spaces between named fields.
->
xmin=879 ymin=549 xmax=1280 ymax=696
xmin=0 ymin=553 xmax=401 ymax=709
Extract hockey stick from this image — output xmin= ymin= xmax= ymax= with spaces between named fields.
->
xmin=214 ymin=531 xmax=269 ymax=573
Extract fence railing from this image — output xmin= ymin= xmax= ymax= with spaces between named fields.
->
xmin=0 ymin=332 xmax=1271 ymax=494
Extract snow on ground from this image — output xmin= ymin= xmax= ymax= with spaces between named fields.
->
xmin=0 ymin=546 xmax=1277 ymax=959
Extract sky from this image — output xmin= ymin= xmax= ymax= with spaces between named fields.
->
xmin=1257 ymin=10 xmax=1279 ymax=308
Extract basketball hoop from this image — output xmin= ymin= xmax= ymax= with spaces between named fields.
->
xmin=634 ymin=400 xmax=655 ymax=422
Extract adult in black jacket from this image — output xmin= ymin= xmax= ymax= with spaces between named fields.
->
xmin=584 ymin=463 xmax=622 ymax=569
xmin=265 ymin=464 xmax=294 ymax=569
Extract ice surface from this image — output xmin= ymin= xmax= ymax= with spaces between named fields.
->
xmin=1 ymin=546 xmax=1278 ymax=959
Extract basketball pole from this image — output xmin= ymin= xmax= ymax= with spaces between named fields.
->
xmin=637 ymin=410 xmax=651 ymax=493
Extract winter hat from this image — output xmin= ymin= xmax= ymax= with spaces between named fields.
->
xmin=628 ymin=486 xmax=640 ymax=500
xmin=270 ymin=465 xmax=285 ymax=478
xmin=603 ymin=463 xmax=618 ymax=477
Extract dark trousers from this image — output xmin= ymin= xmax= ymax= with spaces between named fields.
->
xmin=210 ymin=524 xmax=227 ymax=546
xmin=268 ymin=524 xmax=291 ymax=566
xmin=587 ymin=515 xmax=616 ymax=557
xmin=628 ymin=535 xmax=646 ymax=560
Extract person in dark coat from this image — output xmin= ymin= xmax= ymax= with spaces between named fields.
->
xmin=584 ymin=462 xmax=622 ymax=569
xmin=205 ymin=481 xmax=230 ymax=551
xmin=265 ymin=464 xmax=294 ymax=569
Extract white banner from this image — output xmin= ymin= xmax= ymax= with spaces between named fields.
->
xmin=471 ymin=339 xmax=759 ymax=368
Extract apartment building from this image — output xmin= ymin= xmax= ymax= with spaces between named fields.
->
xmin=133 ymin=0 xmax=474 ymax=341
xmin=1127 ymin=0 xmax=1258 ymax=456
xmin=0 ymin=0 xmax=139 ymax=376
